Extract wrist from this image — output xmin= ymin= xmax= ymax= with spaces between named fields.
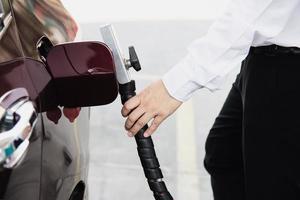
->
xmin=159 ymin=79 xmax=183 ymax=103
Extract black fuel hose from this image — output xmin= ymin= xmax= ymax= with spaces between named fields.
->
xmin=119 ymin=81 xmax=173 ymax=200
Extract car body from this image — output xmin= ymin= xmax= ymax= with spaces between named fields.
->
xmin=0 ymin=1 xmax=91 ymax=199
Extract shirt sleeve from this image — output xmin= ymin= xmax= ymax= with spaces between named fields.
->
xmin=162 ymin=0 xmax=282 ymax=102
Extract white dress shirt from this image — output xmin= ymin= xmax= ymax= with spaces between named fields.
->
xmin=162 ymin=0 xmax=300 ymax=102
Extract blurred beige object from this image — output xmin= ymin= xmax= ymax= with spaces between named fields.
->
xmin=0 ymin=0 xmax=78 ymax=62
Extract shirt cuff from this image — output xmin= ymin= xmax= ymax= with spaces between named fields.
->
xmin=162 ymin=56 xmax=203 ymax=102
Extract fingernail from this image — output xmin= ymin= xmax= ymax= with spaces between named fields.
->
xmin=127 ymin=132 xmax=133 ymax=137
xmin=144 ymin=132 xmax=149 ymax=138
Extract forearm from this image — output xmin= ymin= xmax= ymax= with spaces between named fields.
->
xmin=163 ymin=0 xmax=279 ymax=102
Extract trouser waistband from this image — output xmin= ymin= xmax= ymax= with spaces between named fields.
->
xmin=250 ymin=44 xmax=300 ymax=56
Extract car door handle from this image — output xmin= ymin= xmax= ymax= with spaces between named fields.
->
xmin=0 ymin=88 xmax=37 ymax=169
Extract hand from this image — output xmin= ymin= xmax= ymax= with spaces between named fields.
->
xmin=121 ymin=80 xmax=182 ymax=137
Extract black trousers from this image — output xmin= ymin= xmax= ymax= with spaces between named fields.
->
xmin=204 ymin=46 xmax=300 ymax=200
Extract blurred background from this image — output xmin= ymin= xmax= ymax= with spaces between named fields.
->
xmin=61 ymin=0 xmax=240 ymax=199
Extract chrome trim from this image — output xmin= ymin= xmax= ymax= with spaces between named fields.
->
xmin=0 ymin=12 xmax=12 ymax=41
xmin=0 ymin=90 xmax=37 ymax=169
xmin=0 ymin=106 xmax=5 ymax=120
xmin=0 ymin=0 xmax=4 ymax=18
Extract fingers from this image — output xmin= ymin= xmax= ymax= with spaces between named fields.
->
xmin=144 ymin=116 xmax=164 ymax=137
xmin=127 ymin=113 xmax=154 ymax=137
xmin=125 ymin=107 xmax=145 ymax=130
xmin=122 ymin=80 xmax=183 ymax=138
xmin=121 ymin=96 xmax=141 ymax=117
xmin=127 ymin=115 xmax=165 ymax=138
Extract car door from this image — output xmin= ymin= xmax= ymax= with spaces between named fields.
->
xmin=0 ymin=1 xmax=49 ymax=199
xmin=0 ymin=1 xmax=89 ymax=200
xmin=11 ymin=0 xmax=90 ymax=199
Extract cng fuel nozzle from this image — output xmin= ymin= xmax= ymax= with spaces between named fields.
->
xmin=100 ymin=24 xmax=174 ymax=200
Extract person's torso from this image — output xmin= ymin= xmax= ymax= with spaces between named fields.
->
xmin=252 ymin=0 xmax=300 ymax=47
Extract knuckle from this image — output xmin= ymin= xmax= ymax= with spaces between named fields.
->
xmin=142 ymin=101 xmax=149 ymax=109
xmin=147 ymin=103 xmax=156 ymax=110
xmin=150 ymin=125 xmax=157 ymax=131
xmin=136 ymin=95 xmax=142 ymax=103
xmin=124 ymin=104 xmax=131 ymax=111
xmin=133 ymin=96 xmax=141 ymax=105
xmin=151 ymin=123 xmax=158 ymax=129
xmin=138 ymin=105 xmax=144 ymax=113
xmin=130 ymin=127 xmax=138 ymax=134
xmin=153 ymin=119 xmax=160 ymax=125
xmin=127 ymin=117 xmax=134 ymax=125
xmin=137 ymin=120 xmax=144 ymax=127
